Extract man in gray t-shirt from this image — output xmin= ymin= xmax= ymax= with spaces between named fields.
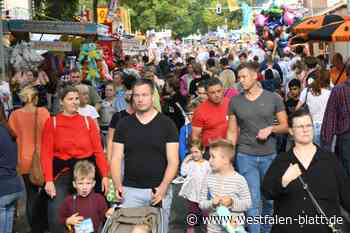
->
xmin=226 ymin=62 xmax=288 ymax=233
xmin=229 ymin=90 xmax=285 ymax=155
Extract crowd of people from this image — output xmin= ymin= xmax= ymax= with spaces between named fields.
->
xmin=0 ymin=42 xmax=350 ymax=233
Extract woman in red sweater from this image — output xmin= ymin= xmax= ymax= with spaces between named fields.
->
xmin=41 ymin=85 xmax=109 ymax=233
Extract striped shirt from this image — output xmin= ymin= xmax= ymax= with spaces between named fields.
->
xmin=199 ymin=171 xmax=251 ymax=233
xmin=321 ymin=79 xmax=350 ymax=149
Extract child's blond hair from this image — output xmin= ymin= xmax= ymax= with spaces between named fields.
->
xmin=75 ymin=84 xmax=89 ymax=94
xmin=73 ymin=160 xmax=95 ymax=181
xmin=209 ymin=139 xmax=235 ymax=161
xmin=189 ymin=139 xmax=204 ymax=152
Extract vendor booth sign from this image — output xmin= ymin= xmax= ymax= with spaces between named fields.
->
xmin=31 ymin=41 xmax=72 ymax=52
xmin=6 ymin=20 xmax=109 ymax=36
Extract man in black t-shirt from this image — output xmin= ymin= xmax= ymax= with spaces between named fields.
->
xmin=111 ymin=79 xmax=179 ymax=233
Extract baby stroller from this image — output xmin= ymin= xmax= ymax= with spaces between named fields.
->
xmin=101 ymin=205 xmax=163 ymax=233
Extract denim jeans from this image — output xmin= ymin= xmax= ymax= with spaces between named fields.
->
xmin=313 ymin=122 xmax=322 ymax=146
xmin=121 ymin=185 xmax=174 ymax=233
xmin=236 ymin=153 xmax=276 ymax=233
xmin=101 ymin=129 xmax=108 ymax=150
xmin=0 ymin=191 xmax=23 ymax=233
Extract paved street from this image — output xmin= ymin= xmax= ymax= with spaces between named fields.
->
xmin=13 ymin=183 xmax=205 ymax=233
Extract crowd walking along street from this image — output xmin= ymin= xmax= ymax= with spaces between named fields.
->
xmin=1 ymin=0 xmax=350 ymax=233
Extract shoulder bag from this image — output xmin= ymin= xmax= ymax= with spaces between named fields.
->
xmin=298 ymin=176 xmax=350 ymax=233
xmin=29 ymin=107 xmax=45 ymax=186
xmin=300 ymin=88 xmax=310 ymax=112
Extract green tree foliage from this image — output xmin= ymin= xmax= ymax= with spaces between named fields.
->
xmin=120 ymin=0 xmax=245 ymax=37
xmin=33 ymin=0 xmax=246 ymax=36
xmin=33 ymin=0 xmax=79 ymax=21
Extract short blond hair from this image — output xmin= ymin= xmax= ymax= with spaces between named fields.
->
xmin=75 ymin=84 xmax=89 ymax=94
xmin=73 ymin=161 xmax=95 ymax=181
xmin=209 ymin=139 xmax=235 ymax=160
xmin=19 ymin=86 xmax=38 ymax=104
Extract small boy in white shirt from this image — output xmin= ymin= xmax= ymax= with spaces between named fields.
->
xmin=199 ymin=139 xmax=251 ymax=233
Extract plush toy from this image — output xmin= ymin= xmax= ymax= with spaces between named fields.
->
xmin=216 ymin=206 xmax=247 ymax=233
xmin=97 ymin=59 xmax=112 ymax=81
xmin=78 ymin=43 xmax=102 ymax=82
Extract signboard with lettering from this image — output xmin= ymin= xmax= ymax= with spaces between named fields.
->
xmin=31 ymin=41 xmax=72 ymax=52
xmin=6 ymin=20 xmax=109 ymax=36
xmin=97 ymin=7 xmax=108 ymax=24
xmin=121 ymin=38 xmax=147 ymax=55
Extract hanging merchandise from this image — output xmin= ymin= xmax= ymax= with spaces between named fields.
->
xmin=78 ymin=43 xmax=103 ymax=82
xmin=254 ymin=4 xmax=302 ymax=56
xmin=97 ymin=41 xmax=115 ymax=70
xmin=97 ymin=59 xmax=112 ymax=81
xmin=10 ymin=41 xmax=44 ymax=72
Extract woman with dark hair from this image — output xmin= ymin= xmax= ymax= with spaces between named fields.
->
xmin=0 ymin=101 xmax=24 ymax=233
xmin=41 ymin=86 xmax=109 ymax=233
xmin=179 ymin=63 xmax=198 ymax=97
xmin=162 ymin=75 xmax=188 ymax=130
xmin=263 ymin=109 xmax=350 ymax=233
xmin=111 ymin=70 xmax=128 ymax=112
xmin=295 ymin=69 xmax=331 ymax=145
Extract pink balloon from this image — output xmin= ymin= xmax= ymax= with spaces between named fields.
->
xmin=282 ymin=4 xmax=291 ymax=12
xmin=284 ymin=11 xmax=295 ymax=26
xmin=255 ymin=14 xmax=267 ymax=27
xmin=283 ymin=46 xmax=291 ymax=54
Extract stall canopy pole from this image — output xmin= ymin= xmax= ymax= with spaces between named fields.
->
xmin=0 ymin=9 xmax=5 ymax=81
xmin=348 ymin=1 xmax=350 ymax=58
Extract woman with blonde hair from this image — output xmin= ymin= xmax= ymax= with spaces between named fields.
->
xmin=9 ymin=85 xmax=50 ymax=233
xmin=218 ymin=68 xmax=239 ymax=98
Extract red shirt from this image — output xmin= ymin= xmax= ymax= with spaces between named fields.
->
xmin=41 ymin=114 xmax=108 ymax=181
xmin=59 ymin=192 xmax=108 ymax=233
xmin=192 ymin=97 xmax=230 ymax=147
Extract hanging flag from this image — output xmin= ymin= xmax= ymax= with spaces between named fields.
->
xmin=227 ymin=0 xmax=240 ymax=11
xmin=241 ymin=3 xmax=253 ymax=30
xmin=118 ymin=7 xmax=131 ymax=34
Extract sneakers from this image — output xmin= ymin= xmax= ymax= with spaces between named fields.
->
xmin=172 ymin=176 xmax=185 ymax=184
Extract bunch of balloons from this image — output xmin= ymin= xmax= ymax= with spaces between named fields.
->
xmin=254 ymin=4 xmax=302 ymax=55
